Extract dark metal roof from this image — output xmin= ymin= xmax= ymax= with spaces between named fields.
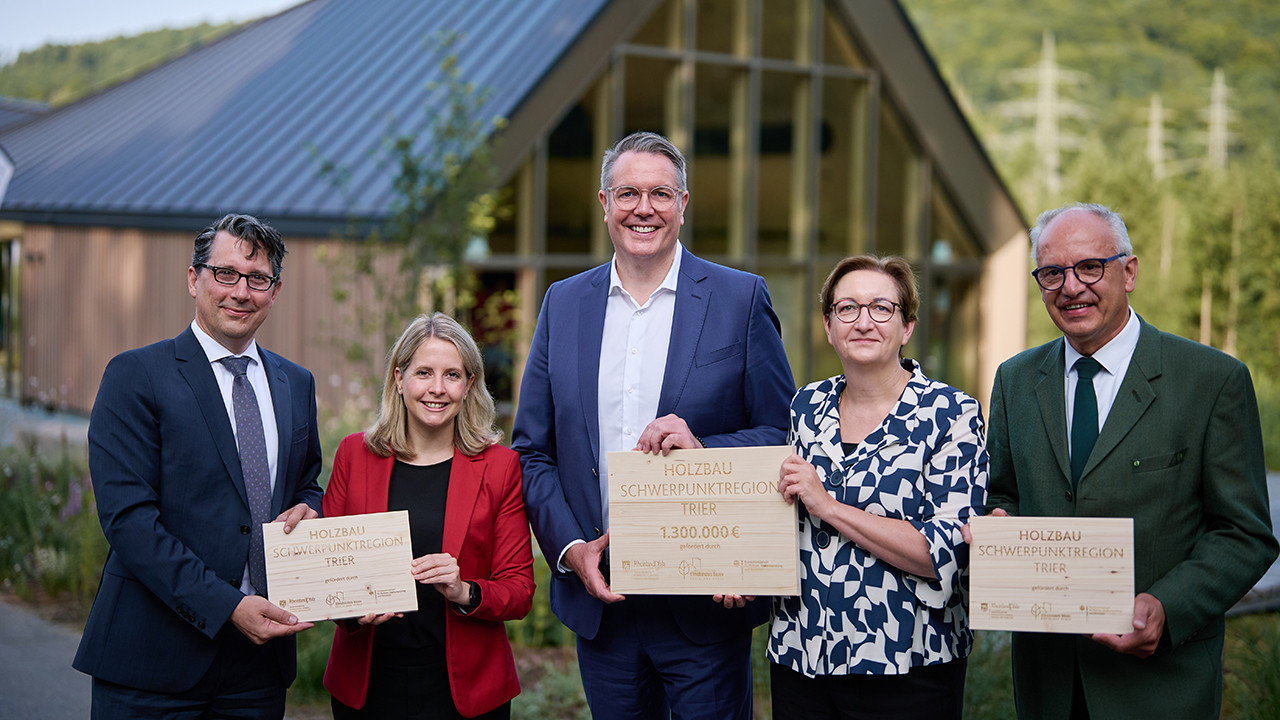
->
xmin=0 ymin=96 xmax=49 ymax=132
xmin=0 ymin=0 xmax=611 ymax=232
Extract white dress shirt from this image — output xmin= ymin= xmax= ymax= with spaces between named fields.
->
xmin=596 ymin=245 xmax=681 ymax=527
xmin=191 ymin=320 xmax=280 ymax=593
xmin=1063 ymin=308 xmax=1141 ymax=457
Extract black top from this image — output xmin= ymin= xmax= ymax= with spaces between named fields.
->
xmin=373 ymin=458 xmax=451 ymax=654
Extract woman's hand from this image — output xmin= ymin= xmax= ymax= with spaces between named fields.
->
xmin=778 ymin=454 xmax=835 ymax=520
xmin=412 ymin=553 xmax=470 ymax=605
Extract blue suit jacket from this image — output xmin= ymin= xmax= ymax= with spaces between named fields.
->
xmin=73 ymin=327 xmax=324 ymax=693
xmin=512 ymin=249 xmax=794 ymax=642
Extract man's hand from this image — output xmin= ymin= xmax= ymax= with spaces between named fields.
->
xmin=960 ymin=507 xmax=1009 ymax=544
xmin=1091 ymin=592 xmax=1165 ymax=658
xmin=230 ymin=595 xmax=314 ymax=645
xmin=273 ymin=502 xmax=319 ymax=535
xmin=563 ymin=531 xmax=624 ymax=603
xmin=712 ymin=594 xmax=755 ymax=609
xmin=634 ymin=414 xmax=701 ymax=455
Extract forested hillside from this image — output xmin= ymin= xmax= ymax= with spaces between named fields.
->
xmin=0 ymin=23 xmax=239 ymax=105
xmin=901 ymin=0 xmax=1280 ymax=464
xmin=901 ymin=0 xmax=1279 ymax=160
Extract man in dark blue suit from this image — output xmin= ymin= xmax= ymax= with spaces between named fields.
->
xmin=74 ymin=214 xmax=324 ymax=718
xmin=512 ymin=132 xmax=794 ymax=719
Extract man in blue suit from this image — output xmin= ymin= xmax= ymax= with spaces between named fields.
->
xmin=74 ymin=214 xmax=324 ymax=718
xmin=512 ymin=131 xmax=794 ymax=719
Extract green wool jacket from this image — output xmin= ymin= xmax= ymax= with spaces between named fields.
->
xmin=986 ymin=317 xmax=1278 ymax=720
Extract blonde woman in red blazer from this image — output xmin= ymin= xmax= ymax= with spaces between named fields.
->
xmin=324 ymin=313 xmax=534 ymax=719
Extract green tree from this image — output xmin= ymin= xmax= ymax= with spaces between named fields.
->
xmin=314 ymin=33 xmax=513 ymax=395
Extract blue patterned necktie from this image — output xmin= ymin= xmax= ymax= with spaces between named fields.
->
xmin=219 ymin=356 xmax=272 ymax=596
xmin=1070 ymin=356 xmax=1102 ymax=489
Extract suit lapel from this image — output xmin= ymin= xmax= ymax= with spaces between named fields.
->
xmin=1082 ymin=320 xmax=1159 ymax=481
xmin=578 ymin=266 xmax=610 ymax=469
xmin=658 ymin=250 xmax=708 ymax=414
xmin=1033 ymin=339 xmax=1072 ymax=484
xmin=174 ymin=328 xmax=249 ymax=508
xmin=442 ymin=448 xmax=484 ymax=557
xmin=259 ymin=347 xmax=292 ymax=516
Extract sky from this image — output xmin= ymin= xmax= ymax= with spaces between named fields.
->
xmin=0 ymin=0 xmax=301 ymax=62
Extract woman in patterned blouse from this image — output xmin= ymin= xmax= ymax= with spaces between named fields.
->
xmin=768 ymin=255 xmax=989 ymax=720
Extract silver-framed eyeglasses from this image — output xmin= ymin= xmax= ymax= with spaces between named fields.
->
xmin=605 ymin=185 xmax=681 ymax=211
xmin=828 ymin=299 xmax=901 ymax=324
xmin=194 ymin=263 xmax=279 ymax=292
xmin=1030 ymin=253 xmax=1128 ymax=291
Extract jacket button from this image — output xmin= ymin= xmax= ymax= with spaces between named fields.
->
xmin=815 ymin=530 xmax=831 ymax=549
xmin=1064 ymin=490 xmax=1073 ymax=502
xmin=230 ymin=579 xmax=240 ymax=587
xmin=240 ymin=525 xmax=251 ymax=535
xmin=197 ymin=620 xmax=206 ymax=630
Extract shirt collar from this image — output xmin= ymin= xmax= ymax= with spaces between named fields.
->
xmin=608 ymin=241 xmax=684 ymax=300
xmin=1063 ymin=307 xmax=1140 ymax=376
xmin=190 ymin=320 xmax=260 ymax=365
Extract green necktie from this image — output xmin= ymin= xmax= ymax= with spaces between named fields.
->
xmin=1070 ymin=356 xmax=1101 ymax=488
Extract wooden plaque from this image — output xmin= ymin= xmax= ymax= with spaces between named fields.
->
xmin=607 ymin=446 xmax=799 ymax=596
xmin=969 ymin=516 xmax=1133 ymax=634
xmin=263 ymin=510 xmax=418 ymax=622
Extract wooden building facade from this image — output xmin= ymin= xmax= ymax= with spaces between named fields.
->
xmin=0 ymin=0 xmax=1027 ymax=421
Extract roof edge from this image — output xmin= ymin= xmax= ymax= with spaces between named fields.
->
xmin=496 ymin=0 xmax=665 ymax=180
xmin=835 ymin=0 xmax=1027 ymax=250
xmin=0 ymin=208 xmax=370 ymax=239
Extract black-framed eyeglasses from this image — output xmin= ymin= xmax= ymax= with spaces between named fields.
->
xmin=827 ymin=299 xmax=901 ymax=324
xmin=605 ymin=185 xmax=681 ymax=211
xmin=194 ymin=263 xmax=278 ymax=292
xmin=1030 ymin=253 xmax=1128 ymax=291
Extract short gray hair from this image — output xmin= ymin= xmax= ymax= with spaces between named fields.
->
xmin=600 ymin=131 xmax=688 ymax=192
xmin=1029 ymin=202 xmax=1132 ymax=264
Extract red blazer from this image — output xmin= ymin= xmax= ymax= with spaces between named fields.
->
xmin=322 ymin=433 xmax=535 ymax=717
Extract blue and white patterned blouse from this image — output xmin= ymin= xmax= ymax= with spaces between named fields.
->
xmin=768 ymin=360 xmax=989 ymax=676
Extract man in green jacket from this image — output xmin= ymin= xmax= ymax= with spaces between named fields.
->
xmin=985 ymin=202 xmax=1277 ymax=719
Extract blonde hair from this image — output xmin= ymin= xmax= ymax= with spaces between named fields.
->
xmin=364 ymin=313 xmax=502 ymax=459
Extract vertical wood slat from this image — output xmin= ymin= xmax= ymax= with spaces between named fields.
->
xmin=20 ymin=224 xmax=390 ymax=423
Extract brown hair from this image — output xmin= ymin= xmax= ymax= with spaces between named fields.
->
xmin=819 ymin=255 xmax=919 ymax=324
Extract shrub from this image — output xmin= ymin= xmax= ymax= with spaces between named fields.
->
xmin=0 ymin=440 xmax=105 ymax=614
xmin=1223 ymin=611 xmax=1280 ymax=719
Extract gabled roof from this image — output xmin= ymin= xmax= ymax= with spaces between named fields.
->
xmin=0 ymin=0 xmax=1021 ymax=246
xmin=0 ymin=0 xmax=615 ymax=233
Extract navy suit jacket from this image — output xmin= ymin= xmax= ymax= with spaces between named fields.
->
xmin=512 ymin=249 xmax=794 ymax=642
xmin=73 ymin=327 xmax=324 ymax=693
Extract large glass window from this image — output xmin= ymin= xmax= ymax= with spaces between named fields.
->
xmin=546 ymin=102 xmax=597 ymax=255
xmin=691 ymin=64 xmax=738 ymax=257
xmin=507 ymin=0 xmax=992 ymax=402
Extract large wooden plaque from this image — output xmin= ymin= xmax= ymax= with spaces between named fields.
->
xmin=607 ymin=446 xmax=799 ymax=595
xmin=969 ymin=516 xmax=1133 ymax=634
xmin=263 ymin=511 xmax=418 ymax=622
